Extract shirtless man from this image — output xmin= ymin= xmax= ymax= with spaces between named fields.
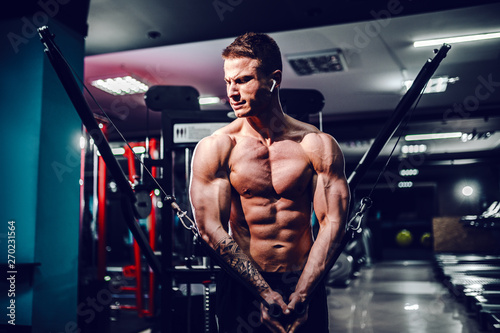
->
xmin=189 ymin=32 xmax=350 ymax=333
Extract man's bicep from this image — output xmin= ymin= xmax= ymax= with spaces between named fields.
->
xmin=189 ymin=137 xmax=232 ymax=245
xmin=190 ymin=174 xmax=232 ymax=235
xmin=311 ymin=135 xmax=350 ymax=226
xmin=313 ymin=172 xmax=349 ymax=226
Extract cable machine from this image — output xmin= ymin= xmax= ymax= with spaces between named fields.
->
xmin=38 ymin=25 xmax=450 ymax=333
xmin=145 ymin=85 xmax=234 ymax=332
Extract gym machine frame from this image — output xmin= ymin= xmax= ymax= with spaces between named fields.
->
xmin=38 ymin=25 xmax=450 ymax=332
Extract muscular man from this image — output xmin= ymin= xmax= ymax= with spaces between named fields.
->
xmin=190 ymin=32 xmax=350 ymax=333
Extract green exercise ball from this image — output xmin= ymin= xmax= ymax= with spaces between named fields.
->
xmin=420 ymin=232 xmax=432 ymax=248
xmin=395 ymin=229 xmax=413 ymax=247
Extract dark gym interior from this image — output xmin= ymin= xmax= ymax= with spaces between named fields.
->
xmin=2 ymin=1 xmax=500 ymax=332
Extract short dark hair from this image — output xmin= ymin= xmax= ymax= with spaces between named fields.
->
xmin=222 ymin=32 xmax=282 ymax=76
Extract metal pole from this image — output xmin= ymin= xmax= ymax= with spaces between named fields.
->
xmin=347 ymin=44 xmax=451 ymax=191
xmin=38 ymin=26 xmax=162 ymax=280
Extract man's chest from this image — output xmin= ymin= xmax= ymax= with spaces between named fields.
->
xmin=228 ymin=139 xmax=313 ymax=198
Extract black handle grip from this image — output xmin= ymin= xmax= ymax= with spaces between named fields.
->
xmin=268 ymin=303 xmax=283 ymax=319
xmin=294 ymin=302 xmax=306 ymax=316
xmin=267 ymin=301 xmax=306 ymax=321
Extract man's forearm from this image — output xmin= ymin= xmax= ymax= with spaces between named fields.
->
xmin=294 ymin=224 xmax=345 ymax=301
xmin=215 ymin=236 xmax=271 ymax=295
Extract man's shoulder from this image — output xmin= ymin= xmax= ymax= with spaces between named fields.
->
xmin=296 ymin=124 xmax=336 ymax=147
xmin=197 ymin=132 xmax=233 ymax=152
xmin=195 ymin=121 xmax=241 ymax=156
xmin=302 ymin=131 xmax=336 ymax=144
xmin=298 ymin=126 xmax=342 ymax=156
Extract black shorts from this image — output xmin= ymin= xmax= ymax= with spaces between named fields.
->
xmin=215 ymin=270 xmax=329 ymax=333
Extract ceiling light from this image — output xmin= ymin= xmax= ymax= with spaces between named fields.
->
xmin=80 ymin=136 xmax=86 ymax=149
xmin=398 ymin=181 xmax=413 ymax=188
xmin=461 ymin=133 xmax=473 ymax=142
xmin=286 ymin=49 xmax=347 ymax=76
xmin=462 ymin=186 xmax=474 ymax=197
xmin=404 ymin=303 xmax=420 ymax=311
xmin=133 ymin=146 xmax=146 ymax=154
xmin=413 ymin=32 xmax=500 ymax=48
xmin=399 ymin=169 xmax=419 ymax=177
xmin=91 ymin=76 xmax=149 ymax=95
xmin=401 ymin=144 xmax=427 ymax=154
xmin=461 ymin=131 xmax=495 ymax=142
xmin=456 ymin=181 xmax=479 ymax=199
xmin=111 ymin=147 xmax=125 ymax=155
xmin=98 ymin=146 xmax=146 ymax=156
xmin=404 ymin=76 xmax=459 ymax=94
xmin=405 ymin=132 xmax=462 ymax=141
xmin=199 ymin=96 xmax=221 ymax=105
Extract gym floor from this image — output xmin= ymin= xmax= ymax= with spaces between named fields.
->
xmin=106 ymin=260 xmax=484 ymax=332
xmin=328 ymin=260 xmax=482 ymax=333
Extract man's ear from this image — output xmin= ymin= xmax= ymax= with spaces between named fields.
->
xmin=270 ymin=70 xmax=282 ymax=92
xmin=270 ymin=79 xmax=277 ymax=93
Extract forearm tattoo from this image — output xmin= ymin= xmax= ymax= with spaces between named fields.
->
xmin=215 ymin=237 xmax=270 ymax=294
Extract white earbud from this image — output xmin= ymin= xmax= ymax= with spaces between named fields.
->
xmin=270 ymin=79 xmax=276 ymax=93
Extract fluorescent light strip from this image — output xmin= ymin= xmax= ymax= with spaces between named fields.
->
xmin=414 ymin=32 xmax=500 ymax=48
xmin=405 ymin=132 xmax=462 ymax=141
xmin=199 ymin=96 xmax=221 ymax=105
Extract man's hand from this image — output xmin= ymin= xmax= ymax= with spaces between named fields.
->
xmin=261 ymin=303 xmax=287 ymax=333
xmin=260 ymin=290 xmax=290 ymax=333
xmin=260 ymin=291 xmax=309 ymax=333
xmin=284 ymin=293 xmax=308 ymax=332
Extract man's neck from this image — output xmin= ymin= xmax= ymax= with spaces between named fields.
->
xmin=244 ymin=103 xmax=287 ymax=145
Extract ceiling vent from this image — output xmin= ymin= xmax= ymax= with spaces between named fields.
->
xmin=287 ymin=49 xmax=347 ymax=76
